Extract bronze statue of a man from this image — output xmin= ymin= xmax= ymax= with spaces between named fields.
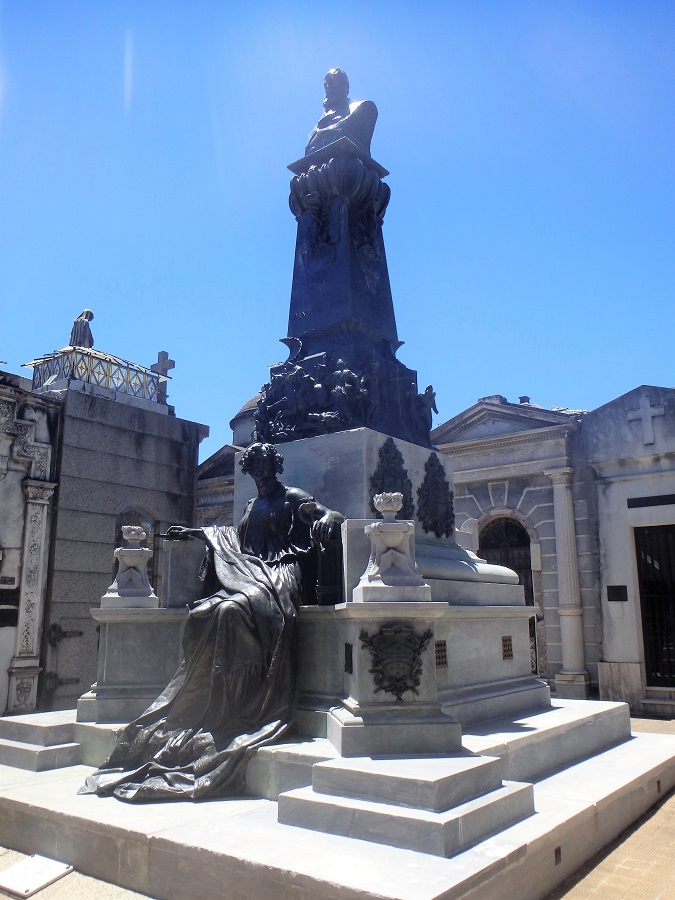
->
xmin=305 ymin=68 xmax=378 ymax=156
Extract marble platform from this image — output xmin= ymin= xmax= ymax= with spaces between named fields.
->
xmin=0 ymin=700 xmax=674 ymax=899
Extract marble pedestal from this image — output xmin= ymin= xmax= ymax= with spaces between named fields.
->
xmin=325 ymin=601 xmax=461 ymax=757
xmin=76 ymin=608 xmax=186 ymax=723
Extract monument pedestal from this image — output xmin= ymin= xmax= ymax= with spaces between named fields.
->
xmin=77 ymin=607 xmax=186 ymax=723
xmin=325 ymin=601 xmax=461 ymax=757
xmin=77 ymin=526 xmax=189 ymax=724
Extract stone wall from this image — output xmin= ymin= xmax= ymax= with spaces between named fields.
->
xmin=42 ymin=389 xmax=207 ymax=710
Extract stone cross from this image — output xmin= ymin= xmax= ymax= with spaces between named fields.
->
xmin=151 ymin=351 xmax=175 ymax=404
xmin=627 ymin=395 xmax=665 ymax=445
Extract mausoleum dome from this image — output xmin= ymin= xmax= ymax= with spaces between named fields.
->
xmin=229 ymin=395 xmax=259 ymax=447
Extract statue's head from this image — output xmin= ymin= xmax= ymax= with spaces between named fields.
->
xmin=324 ymin=68 xmax=349 ymax=107
xmin=239 ymin=442 xmax=284 ymax=476
xmin=78 ymin=309 xmax=94 ymax=321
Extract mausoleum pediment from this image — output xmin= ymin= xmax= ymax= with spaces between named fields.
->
xmin=198 ymin=444 xmax=236 ymax=480
xmin=432 ymin=400 xmax=578 ymax=445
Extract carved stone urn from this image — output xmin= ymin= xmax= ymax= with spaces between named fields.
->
xmin=353 ymin=493 xmax=431 ymax=602
xmin=100 ymin=526 xmax=159 ymax=609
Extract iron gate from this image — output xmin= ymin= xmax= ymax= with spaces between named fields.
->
xmin=635 ymin=524 xmax=675 ymax=686
xmin=479 ymin=518 xmax=538 ymax=675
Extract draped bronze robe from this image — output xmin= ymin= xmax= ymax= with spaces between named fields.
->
xmin=80 ymin=484 xmax=315 ymax=802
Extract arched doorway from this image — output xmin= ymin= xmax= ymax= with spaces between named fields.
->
xmin=479 ymin=518 xmax=540 ymax=675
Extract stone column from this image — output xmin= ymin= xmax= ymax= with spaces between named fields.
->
xmin=7 ymin=479 xmax=57 ymax=713
xmin=545 ymin=468 xmax=589 ymax=699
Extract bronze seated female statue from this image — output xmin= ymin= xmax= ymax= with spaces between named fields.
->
xmin=80 ymin=442 xmax=343 ymax=802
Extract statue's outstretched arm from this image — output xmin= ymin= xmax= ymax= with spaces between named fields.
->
xmin=163 ymin=526 xmax=206 ymax=542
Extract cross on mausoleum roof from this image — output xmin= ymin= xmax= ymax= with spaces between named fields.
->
xmin=150 ymin=351 xmax=175 ymax=403
xmin=626 ymin=394 xmax=665 ymax=445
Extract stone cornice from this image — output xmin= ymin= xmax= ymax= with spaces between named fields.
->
xmin=438 ymin=424 xmax=572 ymax=458
xmin=590 ymin=452 xmax=675 ymax=482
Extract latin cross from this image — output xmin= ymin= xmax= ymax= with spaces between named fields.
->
xmin=151 ymin=351 xmax=175 ymax=403
xmin=626 ymin=395 xmax=665 ymax=445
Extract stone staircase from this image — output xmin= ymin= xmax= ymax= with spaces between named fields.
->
xmin=0 ymin=710 xmax=120 ymax=771
xmin=642 ymin=686 xmax=675 ymax=719
xmin=278 ymin=753 xmax=535 ymax=857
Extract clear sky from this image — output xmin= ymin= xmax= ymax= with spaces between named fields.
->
xmin=1 ymin=1 xmax=673 ymax=460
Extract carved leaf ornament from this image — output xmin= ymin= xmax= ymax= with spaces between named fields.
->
xmin=417 ymin=453 xmax=455 ymax=538
xmin=369 ymin=438 xmax=414 ymax=519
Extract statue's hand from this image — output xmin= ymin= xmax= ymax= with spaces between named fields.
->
xmin=311 ymin=511 xmax=344 ymax=548
xmin=164 ymin=526 xmax=200 ymax=541
xmin=164 ymin=526 xmax=189 ymax=541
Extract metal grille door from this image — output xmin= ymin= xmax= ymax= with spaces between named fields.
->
xmin=635 ymin=525 xmax=675 ymax=686
xmin=480 ymin=518 xmax=538 ymax=674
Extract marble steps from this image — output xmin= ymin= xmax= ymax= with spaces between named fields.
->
xmin=248 ymin=699 xmax=633 ymax=802
xmin=0 ymin=711 xmax=81 ymax=771
xmin=0 ymin=723 xmax=674 ymax=899
xmin=0 ymin=711 xmax=122 ymax=772
xmin=461 ymin=698 xmax=631 ymax=783
xmin=0 ymin=712 xmax=77 ymax=747
xmin=0 ymin=735 xmax=81 ymax=771
xmin=311 ymin=754 xmax=505 ymax=810
xmin=1 ymin=732 xmax=675 ymax=899
xmin=642 ymin=686 xmax=675 ymax=718
xmin=278 ymin=753 xmax=535 ymax=857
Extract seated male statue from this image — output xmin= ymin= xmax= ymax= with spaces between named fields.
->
xmin=305 ymin=67 xmax=378 ymax=156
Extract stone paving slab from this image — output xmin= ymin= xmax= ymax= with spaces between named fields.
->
xmin=0 ymin=847 xmax=148 ymax=899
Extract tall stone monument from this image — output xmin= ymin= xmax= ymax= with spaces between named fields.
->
xmin=253 ymin=68 xmax=434 ymax=449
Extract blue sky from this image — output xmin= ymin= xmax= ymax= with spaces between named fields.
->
xmin=1 ymin=1 xmax=673 ymax=460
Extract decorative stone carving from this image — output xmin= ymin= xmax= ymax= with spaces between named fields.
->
xmin=0 ymin=398 xmax=51 ymax=480
xmin=359 ymin=623 xmax=433 ymax=702
xmin=101 ymin=526 xmax=159 ymax=609
xmin=7 ymin=478 xmax=56 ymax=713
xmin=354 ymin=493 xmax=430 ymax=602
xmin=417 ymin=453 xmax=455 ymax=538
xmin=369 ymin=437 xmax=414 ymax=519
xmin=150 ymin=351 xmax=175 ymax=405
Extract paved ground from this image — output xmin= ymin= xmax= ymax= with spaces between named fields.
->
xmin=1 ymin=718 xmax=674 ymax=900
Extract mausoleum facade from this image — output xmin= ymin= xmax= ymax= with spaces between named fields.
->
xmin=433 ymin=385 xmax=675 ymax=713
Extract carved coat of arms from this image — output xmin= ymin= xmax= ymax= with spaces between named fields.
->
xmin=359 ymin=624 xmax=433 ymax=702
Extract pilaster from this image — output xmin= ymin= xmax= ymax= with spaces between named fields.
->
xmin=7 ymin=479 xmax=57 ymax=712
xmin=545 ymin=467 xmax=589 ymax=698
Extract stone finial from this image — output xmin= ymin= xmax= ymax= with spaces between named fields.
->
xmin=101 ymin=527 xmax=159 ymax=609
xmin=121 ymin=525 xmax=146 ymax=547
xmin=373 ymin=492 xmax=403 ymax=522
